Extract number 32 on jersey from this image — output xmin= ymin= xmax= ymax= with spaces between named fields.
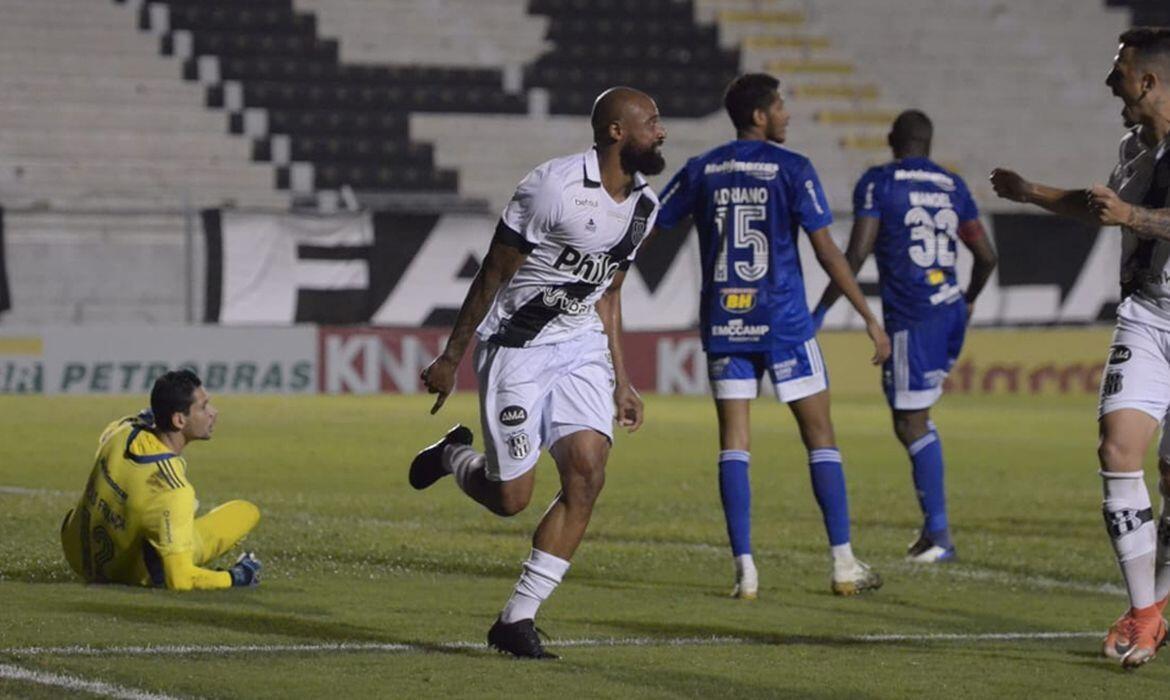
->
xmin=905 ymin=206 xmax=958 ymax=268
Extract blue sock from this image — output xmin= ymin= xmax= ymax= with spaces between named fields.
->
xmin=908 ymin=429 xmax=951 ymax=548
xmin=808 ymin=448 xmax=851 ymax=546
xmin=718 ymin=450 xmax=752 ymax=556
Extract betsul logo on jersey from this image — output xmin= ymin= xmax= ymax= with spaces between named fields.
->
xmin=711 ymin=318 xmax=769 ymax=341
xmin=499 ymin=405 xmax=527 ymax=427
xmin=720 ymin=288 xmax=757 ymax=313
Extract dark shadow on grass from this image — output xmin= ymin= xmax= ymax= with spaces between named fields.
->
xmin=537 ymin=656 xmax=864 ymax=700
xmin=63 ymin=600 xmax=485 ymax=658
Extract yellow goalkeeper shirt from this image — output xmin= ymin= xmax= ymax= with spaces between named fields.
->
xmin=61 ymin=415 xmax=232 ymax=589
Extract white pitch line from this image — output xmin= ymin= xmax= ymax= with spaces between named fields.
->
xmin=0 ymin=485 xmax=70 ymax=497
xmin=851 ymin=631 xmax=1100 ymax=643
xmin=1 ymin=631 xmax=1101 ymax=659
xmin=0 ymin=662 xmax=183 ymax=700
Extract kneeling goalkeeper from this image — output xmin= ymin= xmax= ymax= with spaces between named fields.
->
xmin=60 ymin=370 xmax=261 ymax=590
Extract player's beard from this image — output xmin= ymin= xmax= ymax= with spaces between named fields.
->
xmin=620 ymin=141 xmax=666 ymax=176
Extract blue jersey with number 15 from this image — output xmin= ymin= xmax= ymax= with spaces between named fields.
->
xmin=656 ymin=140 xmax=833 ymax=353
xmin=854 ymin=157 xmax=979 ymax=329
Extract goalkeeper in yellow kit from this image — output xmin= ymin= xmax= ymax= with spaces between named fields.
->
xmin=60 ymin=370 xmax=262 ymax=590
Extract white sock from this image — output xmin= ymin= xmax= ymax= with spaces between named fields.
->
xmin=444 ymin=444 xmax=486 ymax=495
xmin=500 ymin=549 xmax=570 ymax=624
xmin=734 ymin=553 xmax=756 ymax=577
xmin=1101 ymin=471 xmax=1158 ymax=610
xmin=1155 ymin=481 xmax=1170 ymax=604
xmin=830 ymin=543 xmax=855 ymax=568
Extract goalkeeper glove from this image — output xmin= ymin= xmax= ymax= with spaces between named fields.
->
xmin=228 ymin=551 xmax=262 ymax=587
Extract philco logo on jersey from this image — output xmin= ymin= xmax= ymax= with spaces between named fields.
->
xmin=553 ymin=245 xmax=622 ymax=284
xmin=711 ymin=318 xmax=769 ymax=340
xmin=499 ymin=405 xmax=527 ymax=426
xmin=1109 ymin=345 xmax=1132 ymax=365
xmin=720 ymin=288 xmax=757 ymax=313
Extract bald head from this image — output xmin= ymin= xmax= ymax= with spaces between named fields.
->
xmin=591 ymin=86 xmax=655 ymax=144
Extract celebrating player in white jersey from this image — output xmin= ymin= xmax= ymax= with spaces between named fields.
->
xmin=991 ymin=27 xmax=1170 ymax=669
xmin=412 ymin=87 xmax=665 ymax=659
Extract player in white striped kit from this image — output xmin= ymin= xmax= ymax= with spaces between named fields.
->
xmin=991 ymin=27 xmax=1170 ymax=668
xmin=411 ymin=87 xmax=665 ymax=659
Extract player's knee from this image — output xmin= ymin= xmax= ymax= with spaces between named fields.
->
xmin=491 ymin=483 xmax=533 ymax=517
xmin=892 ymin=414 xmax=929 ymax=446
xmin=563 ymin=460 xmax=606 ymax=506
xmin=1098 ymin=437 xmax=1142 ymax=472
xmin=800 ymin=423 xmax=835 ymax=449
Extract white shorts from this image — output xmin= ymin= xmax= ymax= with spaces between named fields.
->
xmin=1098 ymin=315 xmax=1170 ymax=422
xmin=474 ymin=332 xmax=614 ymax=481
xmin=707 ymin=338 xmax=828 ymax=403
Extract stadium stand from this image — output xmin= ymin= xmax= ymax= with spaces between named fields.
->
xmin=405 ymin=0 xmax=1130 ymax=213
xmin=1108 ymin=0 xmax=1170 ymax=26
xmin=523 ymin=0 xmax=741 ymax=117
xmin=138 ymin=0 xmax=530 ymax=208
xmin=0 ymin=0 xmax=287 ymax=209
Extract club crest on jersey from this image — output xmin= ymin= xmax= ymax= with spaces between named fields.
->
xmin=720 ymin=288 xmax=757 ymax=313
xmin=631 ymin=217 xmax=647 ymax=246
xmin=1103 ymin=370 xmax=1123 ymax=397
xmin=506 ymin=431 xmax=531 ymax=460
xmin=585 ymin=218 xmax=597 ymax=232
xmin=499 ymin=405 xmax=527 ymax=427
xmin=1108 ymin=345 xmax=1132 ymax=365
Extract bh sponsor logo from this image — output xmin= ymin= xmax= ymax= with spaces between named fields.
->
xmin=719 ymin=288 xmax=757 ymax=313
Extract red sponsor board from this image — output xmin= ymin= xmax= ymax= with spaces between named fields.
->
xmin=317 ymin=327 xmax=708 ymax=395
xmin=317 ymin=327 xmax=1112 ymax=396
xmin=318 ymin=327 xmax=478 ymax=394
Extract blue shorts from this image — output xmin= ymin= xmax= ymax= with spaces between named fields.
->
xmin=708 ymin=338 xmax=828 ymax=403
xmin=883 ymin=301 xmax=967 ymax=410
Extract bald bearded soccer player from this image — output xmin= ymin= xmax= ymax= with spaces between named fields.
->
xmin=411 ymin=87 xmax=667 ymax=658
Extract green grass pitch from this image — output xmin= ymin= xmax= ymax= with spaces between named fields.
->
xmin=2 ymin=391 xmax=1169 ymax=698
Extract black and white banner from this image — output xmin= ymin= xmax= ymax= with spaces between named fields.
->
xmin=0 ymin=207 xmax=10 ymax=316
xmin=202 ymin=209 xmax=1120 ymax=329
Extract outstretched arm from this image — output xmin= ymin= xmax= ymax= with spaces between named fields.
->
xmin=420 ymin=228 xmax=528 ymax=414
xmin=1088 ymin=184 xmax=1170 ymax=240
xmin=596 ymin=269 xmax=643 ymax=432
xmin=808 ymin=227 xmax=890 ymax=364
xmin=989 ymin=168 xmax=1098 ymax=224
xmin=162 ymin=552 xmax=232 ymax=590
xmin=813 ymin=216 xmax=879 ymax=320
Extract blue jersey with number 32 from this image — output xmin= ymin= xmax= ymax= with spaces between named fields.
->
xmin=656 ymin=140 xmax=833 ymax=352
xmin=854 ymin=157 xmax=979 ymax=329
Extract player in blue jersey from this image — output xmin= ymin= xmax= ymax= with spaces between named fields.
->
xmin=814 ymin=110 xmax=997 ymax=563
xmin=654 ymin=73 xmax=890 ymax=598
